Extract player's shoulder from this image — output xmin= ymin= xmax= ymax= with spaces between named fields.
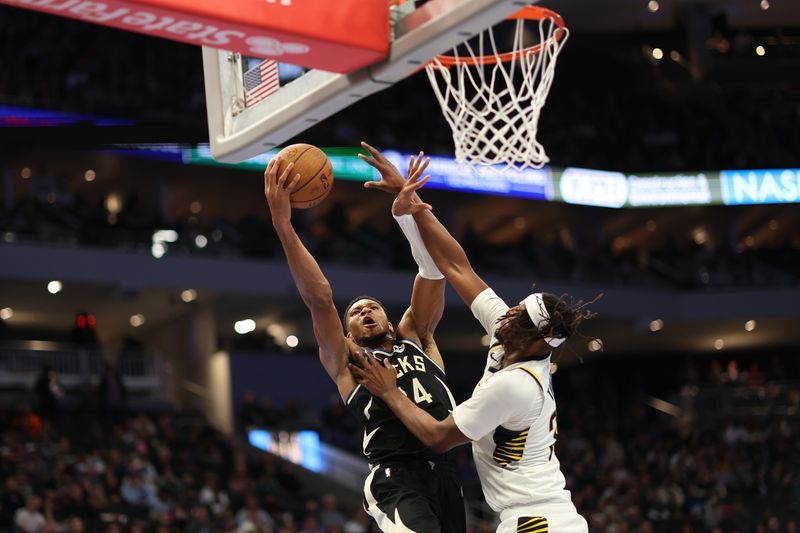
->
xmin=487 ymin=366 xmax=544 ymax=399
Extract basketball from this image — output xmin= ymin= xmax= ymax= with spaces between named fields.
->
xmin=275 ymin=143 xmax=334 ymax=209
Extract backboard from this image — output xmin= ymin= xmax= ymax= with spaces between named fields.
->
xmin=202 ymin=0 xmax=542 ymax=163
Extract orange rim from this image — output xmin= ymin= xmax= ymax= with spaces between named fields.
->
xmin=432 ymin=6 xmax=566 ymax=68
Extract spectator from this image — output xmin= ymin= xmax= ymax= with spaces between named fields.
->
xmin=198 ymin=473 xmax=230 ymax=519
xmin=14 ymin=494 xmax=46 ymax=533
xmin=120 ymin=468 xmax=156 ymax=509
xmin=34 ymin=365 xmax=64 ymax=419
xmin=66 ymin=517 xmax=85 ymax=533
xmin=319 ymin=493 xmax=345 ymax=530
xmin=185 ymin=505 xmax=214 ymax=533
xmin=343 ymin=509 xmax=371 ymax=533
xmin=0 ymin=476 xmax=25 ymax=528
xmin=98 ymin=362 xmax=127 ymax=423
xmin=234 ymin=495 xmax=274 ymax=533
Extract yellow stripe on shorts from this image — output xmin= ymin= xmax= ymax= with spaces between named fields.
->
xmin=517 ymin=516 xmax=548 ymax=533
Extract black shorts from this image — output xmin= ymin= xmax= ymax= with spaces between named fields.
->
xmin=363 ymin=460 xmax=466 ymax=533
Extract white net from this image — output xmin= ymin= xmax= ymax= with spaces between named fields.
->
xmin=425 ymin=10 xmax=568 ymax=171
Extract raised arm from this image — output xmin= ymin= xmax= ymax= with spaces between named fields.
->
xmin=360 ymin=142 xmax=446 ymax=367
xmin=264 ymin=157 xmax=355 ymax=400
xmin=393 ymin=167 xmax=490 ymax=307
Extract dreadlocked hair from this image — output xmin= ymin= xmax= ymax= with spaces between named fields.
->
xmin=494 ymin=291 xmax=601 ymax=357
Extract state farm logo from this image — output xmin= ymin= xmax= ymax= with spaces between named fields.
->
xmin=6 ymin=0 xmax=312 ymax=57
xmin=246 ymin=36 xmax=310 ymax=57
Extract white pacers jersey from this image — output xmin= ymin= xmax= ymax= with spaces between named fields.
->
xmin=452 ymin=288 xmax=584 ymax=530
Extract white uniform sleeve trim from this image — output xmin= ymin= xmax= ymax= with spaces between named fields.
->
xmin=470 ymin=288 xmax=510 ymax=338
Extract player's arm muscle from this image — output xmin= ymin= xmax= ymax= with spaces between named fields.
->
xmin=273 ymin=221 xmax=354 ymax=397
xmin=397 ymin=275 xmax=446 ymax=368
xmin=381 ymin=389 xmax=469 ymax=453
xmin=412 ymin=210 xmax=489 ymax=307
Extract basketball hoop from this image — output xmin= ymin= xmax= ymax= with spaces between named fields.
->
xmin=425 ymin=6 xmax=568 ymax=170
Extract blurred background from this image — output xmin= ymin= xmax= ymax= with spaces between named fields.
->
xmin=0 ymin=0 xmax=799 ymax=532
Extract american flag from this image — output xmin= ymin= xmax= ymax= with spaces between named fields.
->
xmin=244 ymin=60 xmax=280 ymax=107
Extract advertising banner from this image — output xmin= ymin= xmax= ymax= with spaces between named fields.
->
xmin=720 ymin=169 xmax=800 ymax=205
xmin=0 ymin=0 xmax=389 ymax=73
xmin=121 ymin=143 xmax=800 ymax=208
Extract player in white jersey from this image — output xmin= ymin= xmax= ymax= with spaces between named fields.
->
xmin=350 ymin=158 xmax=597 ymax=533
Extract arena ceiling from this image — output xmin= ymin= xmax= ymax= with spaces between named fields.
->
xmin=552 ymin=0 xmax=800 ymax=31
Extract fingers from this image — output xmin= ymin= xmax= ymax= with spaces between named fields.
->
xmin=358 ymin=153 xmax=380 ymax=169
xmin=411 ymin=202 xmax=433 ymax=213
xmin=409 ymin=157 xmax=431 ymax=181
xmin=361 ymin=350 xmax=374 ymax=366
xmin=285 ymin=173 xmax=302 ymax=192
xmin=347 ymin=364 xmax=366 ymax=381
xmin=277 ymin=161 xmax=295 ymax=188
xmin=408 ymin=151 xmax=425 ymax=175
xmin=407 ymin=173 xmax=431 ymax=189
xmin=360 ymin=141 xmax=383 ymax=161
xmin=417 ymin=156 xmax=431 ymax=177
xmin=265 ymin=157 xmax=276 ymax=177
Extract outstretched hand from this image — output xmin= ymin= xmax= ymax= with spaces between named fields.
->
xmin=348 ymin=351 xmax=399 ymax=399
xmin=264 ymin=156 xmax=301 ymax=226
xmin=391 ymin=152 xmax=432 ymax=217
xmin=359 ymin=141 xmax=406 ymax=194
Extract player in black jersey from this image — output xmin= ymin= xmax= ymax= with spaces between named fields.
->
xmin=264 ymin=146 xmax=466 ymax=533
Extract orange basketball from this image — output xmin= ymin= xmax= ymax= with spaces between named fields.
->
xmin=274 ymin=143 xmax=334 ymax=209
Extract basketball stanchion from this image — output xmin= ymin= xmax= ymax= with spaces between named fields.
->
xmin=425 ymin=6 xmax=568 ymax=170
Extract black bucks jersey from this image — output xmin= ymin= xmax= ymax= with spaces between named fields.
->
xmin=346 ymin=339 xmax=457 ymax=465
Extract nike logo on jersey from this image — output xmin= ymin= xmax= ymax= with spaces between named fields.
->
xmin=363 ymin=427 xmax=380 ymax=451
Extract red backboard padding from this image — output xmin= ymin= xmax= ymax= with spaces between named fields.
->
xmin=1 ymin=0 xmax=390 ymax=73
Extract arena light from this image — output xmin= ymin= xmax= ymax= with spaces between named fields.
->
xmin=760 ymin=0 xmax=770 ymax=10
xmin=20 ymin=167 xmax=31 ymax=179
xmin=670 ymin=50 xmax=681 ymax=62
xmin=195 ymin=235 xmax=208 ymax=248
xmin=190 ymin=201 xmax=202 ymax=214
xmin=151 ymin=229 xmax=179 ymax=259
xmin=649 ymin=319 xmax=664 ymax=332
xmin=0 ymin=307 xmax=13 ymax=320
xmin=481 ymin=334 xmax=490 ymax=346
xmin=652 ymin=48 xmax=664 ymax=60
xmin=105 ymin=193 xmax=123 ymax=215
xmin=647 ymin=0 xmax=659 ymax=12
xmin=769 ymin=219 xmax=778 ymax=230
xmin=151 ymin=243 xmax=166 ymax=259
xmin=714 ymin=338 xmax=724 ymax=350
xmin=152 ymin=230 xmax=179 ymax=243
xmin=744 ymin=320 xmax=757 ymax=332
xmin=130 ymin=314 xmax=145 ymax=327
xmin=587 ymin=339 xmax=603 ymax=352
xmin=234 ymin=319 xmax=257 ymax=335
xmin=180 ymin=289 xmax=198 ymax=303
xmin=47 ymin=280 xmax=62 ymax=294
xmin=84 ymin=169 xmax=96 ymax=182
xmin=286 ymin=335 xmax=299 ymax=348
xmin=755 ymin=45 xmax=766 ymax=57
xmin=267 ymin=323 xmax=286 ymax=340
xmin=692 ymin=227 xmax=708 ymax=245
